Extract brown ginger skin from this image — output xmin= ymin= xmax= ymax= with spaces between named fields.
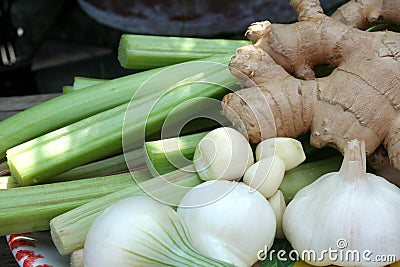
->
xmin=222 ymin=0 xmax=400 ymax=169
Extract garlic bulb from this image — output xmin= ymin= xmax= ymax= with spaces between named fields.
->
xmin=283 ymin=140 xmax=400 ymax=266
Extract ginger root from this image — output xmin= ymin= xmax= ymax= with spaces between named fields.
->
xmin=221 ymin=0 xmax=400 ymax=169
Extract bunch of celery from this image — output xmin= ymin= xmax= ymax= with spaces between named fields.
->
xmin=5 ymin=45 xmax=243 ymax=185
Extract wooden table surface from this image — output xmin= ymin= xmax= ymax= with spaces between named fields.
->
xmin=0 ymin=93 xmax=61 ymax=267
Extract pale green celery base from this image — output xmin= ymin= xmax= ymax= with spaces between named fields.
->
xmin=70 ymin=249 xmax=84 ymax=267
xmin=50 ymin=165 xmax=202 ymax=255
xmin=145 ymin=132 xmax=207 ymax=176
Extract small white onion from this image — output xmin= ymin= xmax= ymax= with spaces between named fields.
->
xmin=84 ymin=196 xmax=229 ymax=267
xmin=177 ymin=180 xmax=276 ymax=267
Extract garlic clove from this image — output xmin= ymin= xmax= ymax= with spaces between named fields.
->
xmin=255 ymin=137 xmax=306 ymax=170
xmin=243 ymin=155 xmax=286 ymax=198
xmin=268 ymin=190 xmax=286 ymax=239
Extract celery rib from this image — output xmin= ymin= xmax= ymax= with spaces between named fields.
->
xmin=62 ymin=85 xmax=74 ymax=94
xmin=7 ymin=102 xmax=130 ymax=186
xmin=0 ymin=170 xmax=152 ymax=236
xmin=71 ymin=76 xmax=107 ymax=91
xmin=63 ymin=77 xmax=107 ymax=94
xmin=118 ymin=34 xmax=249 ymax=69
xmin=1 ymin=148 xmax=145 ymax=185
xmin=51 ymin=148 xmax=145 ymax=182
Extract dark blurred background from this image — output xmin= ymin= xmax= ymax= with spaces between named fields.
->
xmin=0 ymin=0 xmax=346 ymax=96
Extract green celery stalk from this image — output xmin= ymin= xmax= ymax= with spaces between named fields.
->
xmin=7 ymin=96 xmax=152 ymax=186
xmin=145 ymin=132 xmax=207 ymax=175
xmin=279 ymin=156 xmax=342 ymax=203
xmin=2 ymin=148 xmax=145 ymax=185
xmin=50 ymin=165 xmax=202 ymax=255
xmin=62 ymin=85 xmax=74 ymax=94
xmin=7 ymin=55 xmax=237 ymax=186
xmin=71 ymin=76 xmax=107 ymax=91
xmin=118 ymin=34 xmax=249 ymax=69
xmin=62 ymin=77 xmax=106 ymax=94
xmin=51 ymin=148 xmax=145 ymax=182
xmin=0 ymin=169 xmax=152 ymax=236
xmin=7 ymin=102 xmax=130 ymax=186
